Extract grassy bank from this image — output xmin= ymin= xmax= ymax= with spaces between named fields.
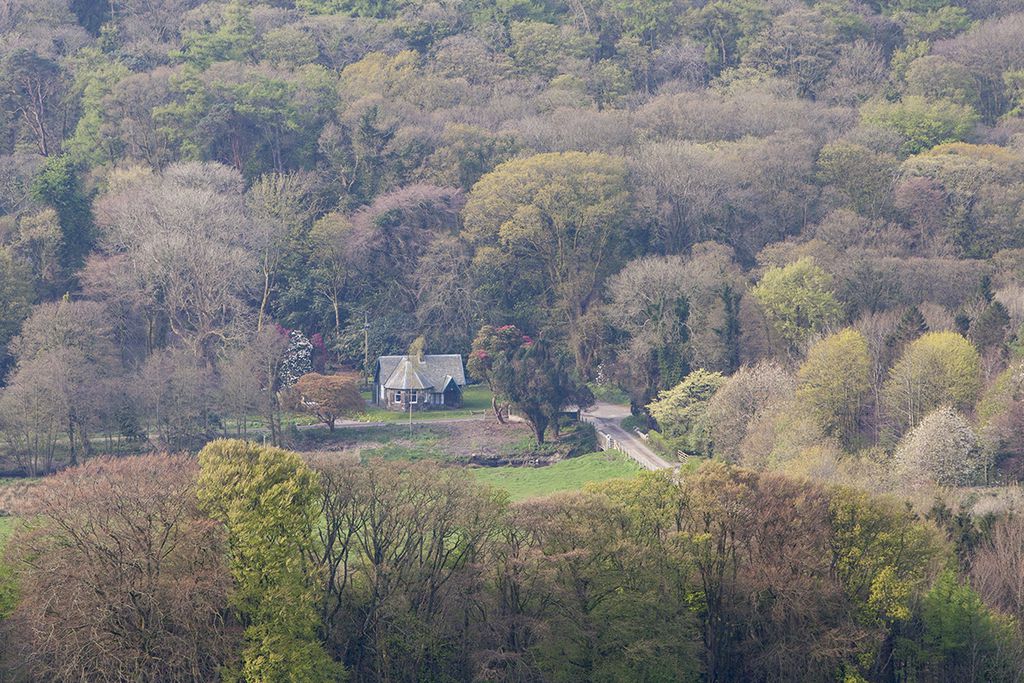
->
xmin=473 ymin=451 xmax=640 ymax=501
xmin=0 ymin=515 xmax=17 ymax=618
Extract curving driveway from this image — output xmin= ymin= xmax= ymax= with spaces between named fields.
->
xmin=582 ymin=402 xmax=674 ymax=471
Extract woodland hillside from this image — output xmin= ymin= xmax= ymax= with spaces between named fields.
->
xmin=2 ymin=0 xmax=1024 ymax=680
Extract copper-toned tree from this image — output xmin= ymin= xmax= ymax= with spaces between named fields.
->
xmin=4 ymin=455 xmax=237 ymax=682
xmin=294 ymin=371 xmax=364 ymax=431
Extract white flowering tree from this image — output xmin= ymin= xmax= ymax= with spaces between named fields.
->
xmin=893 ymin=406 xmax=989 ymax=488
xmin=278 ymin=329 xmax=313 ymax=388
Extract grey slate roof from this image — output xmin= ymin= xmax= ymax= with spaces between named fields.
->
xmin=377 ymin=354 xmax=466 ymax=391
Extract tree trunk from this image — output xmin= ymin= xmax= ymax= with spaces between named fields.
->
xmin=79 ymin=421 xmax=93 ymax=457
xmin=67 ymin=417 xmax=77 ymax=466
xmin=257 ymin=267 xmax=271 ymax=332
xmin=492 ymin=395 xmax=506 ymax=424
xmin=531 ymin=417 xmax=548 ymax=445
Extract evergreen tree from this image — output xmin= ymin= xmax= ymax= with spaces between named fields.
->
xmin=30 ymin=155 xmax=94 ymax=281
xmin=884 ymin=306 xmax=928 ymax=366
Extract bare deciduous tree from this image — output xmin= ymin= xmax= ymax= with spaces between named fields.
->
xmin=5 ymin=454 xmax=237 ymax=682
xmin=308 ymin=458 xmax=501 ymax=680
xmin=973 ymin=515 xmax=1024 ymax=626
xmin=3 ymin=300 xmax=120 ymax=467
xmin=93 ymin=162 xmax=255 ymax=363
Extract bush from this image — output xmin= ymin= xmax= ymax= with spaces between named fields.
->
xmin=568 ymin=420 xmax=598 ymax=456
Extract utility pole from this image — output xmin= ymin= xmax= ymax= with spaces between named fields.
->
xmin=362 ymin=313 xmax=370 ymax=387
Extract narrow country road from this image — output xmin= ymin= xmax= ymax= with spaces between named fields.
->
xmin=582 ymin=402 xmax=674 ymax=471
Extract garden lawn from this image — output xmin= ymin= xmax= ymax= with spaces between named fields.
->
xmin=473 ymin=451 xmax=640 ymax=501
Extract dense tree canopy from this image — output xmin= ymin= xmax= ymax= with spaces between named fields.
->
xmin=464 ymin=152 xmax=631 ymax=373
xmin=197 ymin=439 xmax=339 ymax=682
xmin=647 ymin=369 xmax=725 ymax=457
xmin=469 ymin=324 xmax=593 ymax=444
xmin=751 ymin=257 xmax=844 ymax=353
xmin=797 ymin=328 xmax=872 ymax=447
xmin=2 ymin=0 xmax=1024 ymax=677
xmin=9 ymin=450 xmax=1022 ymax=681
xmin=883 ymin=330 xmax=982 ymax=430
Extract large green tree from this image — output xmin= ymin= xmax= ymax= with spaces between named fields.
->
xmin=751 ymin=257 xmax=843 ymax=353
xmin=883 ymin=331 xmax=981 ymax=430
xmin=796 ymin=328 xmax=872 ymax=447
xmin=464 ymin=152 xmax=631 ymax=375
xmin=31 ymin=155 xmax=94 ymax=277
xmin=646 ymin=369 xmax=726 ymax=457
xmin=469 ymin=324 xmax=593 ymax=444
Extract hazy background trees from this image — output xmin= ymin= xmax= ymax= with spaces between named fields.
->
xmin=0 ymin=0 xmax=1022 ymax=422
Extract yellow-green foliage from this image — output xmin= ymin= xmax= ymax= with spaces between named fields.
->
xmin=647 ymin=369 xmax=726 ymax=456
xmin=751 ymin=257 xmax=843 ymax=351
xmin=464 ymin=151 xmax=629 ymax=245
xmin=587 ymin=471 xmax=680 ymax=537
xmin=765 ymin=403 xmax=829 ymax=470
xmin=829 ymin=487 xmax=946 ymax=622
xmin=797 ymin=328 xmax=871 ymax=446
xmin=197 ymin=439 xmax=344 ymax=683
xmin=860 ymin=95 xmax=979 ymax=155
xmin=463 ymin=151 xmax=629 ymax=284
xmin=340 ymin=50 xmax=418 ymax=100
xmin=883 ymin=331 xmax=981 ymax=429
xmin=463 ymin=152 xmax=631 ymax=364
xmin=977 ymin=360 xmax=1024 ymax=425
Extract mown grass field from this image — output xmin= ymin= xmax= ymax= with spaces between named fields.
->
xmin=223 ymin=386 xmax=495 ymax=432
xmin=472 ymin=451 xmax=640 ymax=501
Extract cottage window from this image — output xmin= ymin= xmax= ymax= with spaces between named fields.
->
xmin=410 ymin=390 xmax=418 ymax=404
xmin=394 ymin=391 xmax=402 ymax=404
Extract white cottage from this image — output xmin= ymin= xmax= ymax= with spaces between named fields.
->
xmin=372 ymin=353 xmax=466 ymax=410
